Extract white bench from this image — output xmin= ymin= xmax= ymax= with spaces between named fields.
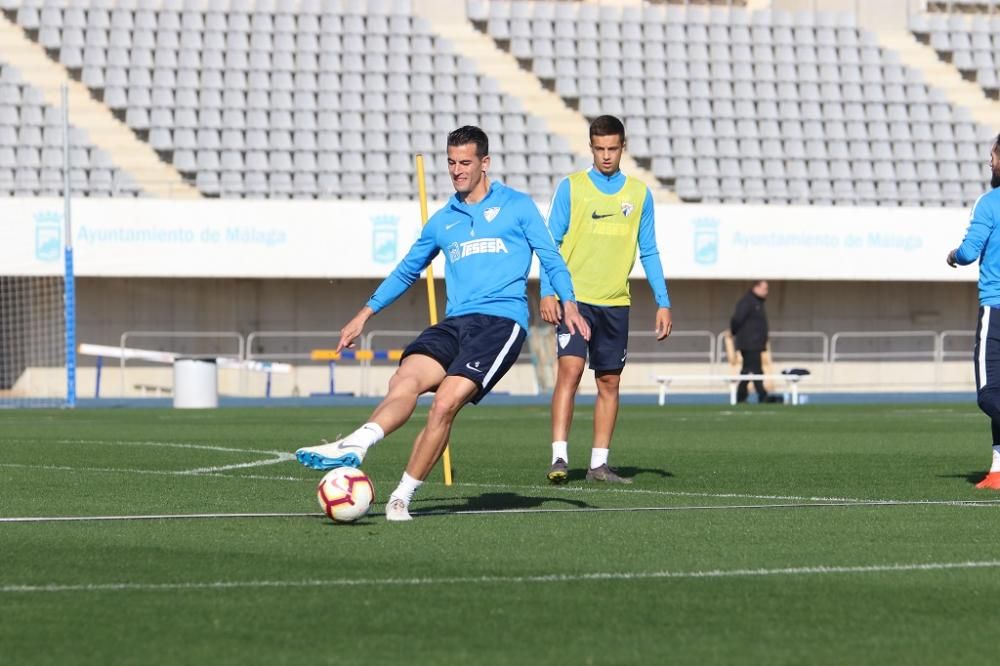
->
xmin=654 ymin=374 xmax=807 ymax=406
xmin=78 ymin=344 xmax=292 ymax=373
xmin=78 ymin=343 xmax=292 ymax=399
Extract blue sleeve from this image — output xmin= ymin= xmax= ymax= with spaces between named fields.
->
xmin=366 ymin=218 xmax=440 ymax=313
xmin=637 ymin=189 xmax=671 ymax=308
xmin=539 ymin=177 xmax=571 ymax=298
xmin=956 ymin=194 xmax=996 ymax=265
xmin=519 ymin=196 xmax=576 ymax=303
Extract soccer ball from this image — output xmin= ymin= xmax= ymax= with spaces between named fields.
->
xmin=316 ymin=468 xmax=375 ymax=523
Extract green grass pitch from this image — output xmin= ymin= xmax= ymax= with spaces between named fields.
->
xmin=1 ymin=404 xmax=998 ymax=665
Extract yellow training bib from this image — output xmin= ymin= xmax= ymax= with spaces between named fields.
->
xmin=559 ymin=170 xmax=647 ymax=306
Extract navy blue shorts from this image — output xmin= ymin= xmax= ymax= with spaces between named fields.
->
xmin=402 ymin=314 xmax=526 ymax=404
xmin=975 ymin=305 xmax=1000 ymax=394
xmin=555 ymin=302 xmax=630 ymax=371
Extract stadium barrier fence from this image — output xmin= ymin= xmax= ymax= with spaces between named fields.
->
xmin=59 ymin=327 xmax=983 ymax=400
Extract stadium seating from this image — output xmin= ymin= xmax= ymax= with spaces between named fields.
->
xmin=0 ymin=61 xmax=137 ymax=197
xmin=4 ymin=0 xmax=580 ymax=200
xmin=3 ymin=0 xmax=998 ymax=205
xmin=470 ymin=0 xmax=994 ymax=207
xmin=911 ymin=11 xmax=1000 ymax=99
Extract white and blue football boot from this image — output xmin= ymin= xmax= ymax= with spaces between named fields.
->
xmin=295 ymin=437 xmax=365 ymax=471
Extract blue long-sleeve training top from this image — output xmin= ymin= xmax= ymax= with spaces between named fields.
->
xmin=539 ymin=167 xmax=671 ymax=308
xmin=955 ymin=187 xmax=1000 ymax=307
xmin=367 ymin=181 xmax=576 ymax=330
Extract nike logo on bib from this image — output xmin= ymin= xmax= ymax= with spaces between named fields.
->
xmin=591 ymin=211 xmax=615 ymax=220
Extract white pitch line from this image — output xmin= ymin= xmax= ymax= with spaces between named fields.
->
xmin=55 ymin=439 xmax=301 ymax=475
xmin=448 ymin=481 xmax=1000 ymax=506
xmin=452 ymin=481 xmax=876 ymax=504
xmin=178 ymin=452 xmax=295 ymax=475
xmin=436 ymin=499 xmax=1000 ymax=515
xmin=5 ymin=461 xmax=998 ymax=508
xmin=3 ymin=560 xmax=999 ymax=594
xmin=0 ymin=459 xmax=884 ymax=504
xmin=3 ymin=497 xmax=999 ymax=524
xmin=4 ymin=438 xmax=301 ymax=478
xmin=6 ymin=439 xmax=998 ymax=507
xmin=0 ymin=512 xmax=318 ymax=523
xmin=53 ymin=438 xmax=301 ymax=476
xmin=0 ymin=463 xmax=305 ymax=483
xmin=54 ymin=439 xmax=273 ymax=455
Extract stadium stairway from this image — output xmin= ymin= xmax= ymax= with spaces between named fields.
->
xmin=412 ymin=1 xmax=680 ymax=204
xmin=870 ymin=27 xmax=1000 ymax=130
xmin=0 ymin=12 xmax=199 ymax=198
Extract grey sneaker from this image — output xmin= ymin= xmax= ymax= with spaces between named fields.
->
xmin=547 ymin=458 xmax=568 ymax=484
xmin=585 ymin=464 xmax=633 ymax=484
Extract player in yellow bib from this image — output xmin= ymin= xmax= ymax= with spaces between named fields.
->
xmin=539 ymin=115 xmax=672 ymax=483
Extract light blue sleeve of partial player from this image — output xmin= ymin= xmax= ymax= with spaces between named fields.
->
xmin=519 ymin=195 xmax=576 ymax=303
xmin=365 ymin=216 xmax=440 ymax=313
xmin=637 ymin=189 xmax=671 ymax=309
xmin=955 ymin=193 xmax=997 ymax=265
xmin=539 ymin=177 xmax=571 ymax=299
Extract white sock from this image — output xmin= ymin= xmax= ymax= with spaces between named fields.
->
xmin=590 ymin=447 xmax=609 ymax=469
xmin=992 ymin=445 xmax=1000 ymax=473
xmin=552 ymin=440 xmax=568 ymax=464
xmin=344 ymin=422 xmax=384 ymax=450
xmin=390 ymin=472 xmax=423 ymax=505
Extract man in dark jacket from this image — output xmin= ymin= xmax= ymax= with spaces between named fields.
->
xmin=730 ymin=280 xmax=774 ymax=403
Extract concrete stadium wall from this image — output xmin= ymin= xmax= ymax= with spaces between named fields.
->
xmin=60 ymin=276 xmax=981 ymax=399
xmin=76 ymin=277 xmax=981 ymax=354
xmin=767 ymin=0 xmax=912 ymax=30
xmin=19 ymin=358 xmax=974 ymax=402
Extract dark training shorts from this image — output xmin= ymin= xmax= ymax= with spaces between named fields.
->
xmin=402 ymin=313 xmax=527 ymax=404
xmin=555 ymin=302 xmax=630 ymax=371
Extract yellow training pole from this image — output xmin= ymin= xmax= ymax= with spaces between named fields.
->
xmin=415 ymin=154 xmax=453 ymax=486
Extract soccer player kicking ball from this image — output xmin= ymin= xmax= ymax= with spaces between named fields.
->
xmin=295 ymin=126 xmax=590 ymax=520
xmin=539 ymin=115 xmax=672 ymax=485
xmin=947 ymin=133 xmax=1000 ymax=490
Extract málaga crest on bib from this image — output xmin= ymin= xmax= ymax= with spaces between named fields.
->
xmin=621 ymin=201 xmax=634 ymax=217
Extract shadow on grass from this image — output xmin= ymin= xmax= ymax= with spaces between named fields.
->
xmin=938 ymin=471 xmax=989 ymax=486
xmin=416 ymin=491 xmax=595 ymax=514
xmin=563 ymin=465 xmax=674 ymax=482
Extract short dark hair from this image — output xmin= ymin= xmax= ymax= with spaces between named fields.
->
xmin=589 ymin=115 xmax=626 ymax=142
xmin=447 ymin=126 xmax=489 ymax=158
